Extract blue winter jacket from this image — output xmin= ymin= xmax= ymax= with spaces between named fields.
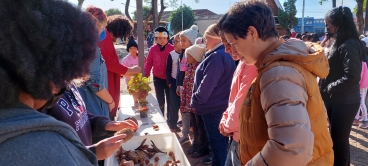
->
xmin=191 ymin=45 xmax=236 ymax=115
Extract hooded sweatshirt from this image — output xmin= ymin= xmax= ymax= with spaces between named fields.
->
xmin=0 ymin=103 xmax=98 ymax=165
xmin=240 ymin=39 xmax=333 ymax=165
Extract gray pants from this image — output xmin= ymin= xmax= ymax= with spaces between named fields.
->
xmin=181 ymin=112 xmax=191 ymax=137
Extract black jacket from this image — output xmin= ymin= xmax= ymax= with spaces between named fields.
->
xmin=176 ymin=50 xmax=186 ymax=86
xmin=320 ymin=38 xmax=363 ymax=104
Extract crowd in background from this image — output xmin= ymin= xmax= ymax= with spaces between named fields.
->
xmin=2 ymin=0 xmax=368 ymax=166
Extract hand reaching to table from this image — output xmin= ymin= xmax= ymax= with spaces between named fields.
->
xmin=105 ymin=119 xmax=139 ymax=131
xmin=94 ymin=134 xmax=127 ymax=160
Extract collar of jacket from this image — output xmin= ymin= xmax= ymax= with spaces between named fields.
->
xmin=255 ymin=38 xmax=285 ymax=69
xmin=205 ymin=43 xmax=224 ymax=56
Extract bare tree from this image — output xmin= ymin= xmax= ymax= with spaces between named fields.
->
xmin=125 ymin=0 xmax=132 ymax=21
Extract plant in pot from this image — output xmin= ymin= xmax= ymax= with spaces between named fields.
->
xmin=138 ymin=98 xmax=149 ymax=118
xmin=128 ymin=73 xmax=151 ymax=107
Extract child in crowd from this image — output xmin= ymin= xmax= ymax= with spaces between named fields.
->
xmin=121 ymin=37 xmax=139 ymax=84
xmin=144 ymin=27 xmax=174 ymax=116
xmin=354 ymin=40 xmax=368 ymax=128
xmin=166 ymin=33 xmax=182 ymax=131
xmin=121 ymin=36 xmax=139 ymax=105
xmin=179 ymin=44 xmax=206 ymax=145
xmin=176 ymin=25 xmax=199 ymax=96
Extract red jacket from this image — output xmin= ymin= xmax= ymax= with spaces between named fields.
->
xmin=98 ymin=29 xmax=128 ymax=117
xmin=144 ymin=44 xmax=174 ymax=79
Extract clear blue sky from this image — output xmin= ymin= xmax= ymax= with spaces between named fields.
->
xmin=69 ymin=0 xmax=357 ymax=19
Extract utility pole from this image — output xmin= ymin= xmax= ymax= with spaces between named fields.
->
xmin=181 ymin=0 xmax=183 ymax=31
xmin=136 ymin=0 xmax=144 ymax=73
xmin=301 ymin=0 xmax=305 ymax=33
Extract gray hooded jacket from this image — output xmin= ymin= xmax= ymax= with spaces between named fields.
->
xmin=0 ymin=103 xmax=97 ymax=166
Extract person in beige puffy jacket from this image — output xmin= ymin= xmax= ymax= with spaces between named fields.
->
xmin=218 ymin=1 xmax=334 ymax=166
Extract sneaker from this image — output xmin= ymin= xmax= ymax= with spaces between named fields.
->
xmin=353 ymin=119 xmax=360 ymax=126
xmin=202 ymin=155 xmax=212 ymax=164
xmin=359 ymin=121 xmax=368 ymax=129
xmin=177 ymin=120 xmax=182 ymax=126
xmin=179 ymin=137 xmax=190 ymax=145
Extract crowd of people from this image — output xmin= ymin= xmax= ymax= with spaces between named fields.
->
xmin=1 ymin=0 xmax=368 ymax=166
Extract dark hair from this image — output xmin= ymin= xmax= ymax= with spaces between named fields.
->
xmin=361 ymin=41 xmax=367 ymax=62
xmin=326 ymin=6 xmax=359 ymax=48
xmin=295 ymin=33 xmax=302 ymax=39
xmin=0 ymin=0 xmax=98 ymax=108
xmin=218 ymin=1 xmax=278 ymax=40
xmin=85 ymin=6 xmax=107 ymax=23
xmin=106 ymin=15 xmax=133 ymax=39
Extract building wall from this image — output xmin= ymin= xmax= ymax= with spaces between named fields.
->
xmin=195 ymin=19 xmax=219 ymax=36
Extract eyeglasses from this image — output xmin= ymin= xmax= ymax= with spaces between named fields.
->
xmin=173 ymin=40 xmax=180 ymax=44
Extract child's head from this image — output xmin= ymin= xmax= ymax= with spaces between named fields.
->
xmin=185 ymin=44 xmax=206 ymax=64
xmin=173 ymin=34 xmax=182 ymax=52
xmin=126 ymin=36 xmax=138 ymax=54
xmin=218 ymin=1 xmax=279 ymax=65
xmin=154 ymin=27 xmax=169 ymax=46
xmin=180 ymin=25 xmax=199 ymax=49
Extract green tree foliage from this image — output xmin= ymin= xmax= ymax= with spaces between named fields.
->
xmin=105 ymin=8 xmax=123 ymax=17
xmin=277 ymin=0 xmax=298 ymax=30
xmin=168 ymin=4 xmax=195 ymax=34
xmin=133 ymin=6 xmax=152 ymax=20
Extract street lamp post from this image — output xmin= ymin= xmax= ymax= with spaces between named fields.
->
xmin=301 ymin=0 xmax=305 ymax=33
xmin=181 ymin=0 xmax=183 ymax=31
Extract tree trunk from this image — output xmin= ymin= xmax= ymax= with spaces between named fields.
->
xmin=332 ymin=0 xmax=336 ymax=7
xmin=157 ymin=0 xmax=167 ymax=21
xmin=365 ymin=0 xmax=368 ymax=32
xmin=357 ymin=0 xmax=364 ymax=34
xmin=77 ymin=0 xmax=84 ymax=9
xmin=125 ymin=0 xmax=132 ymax=21
xmin=152 ymin=0 xmax=158 ymax=29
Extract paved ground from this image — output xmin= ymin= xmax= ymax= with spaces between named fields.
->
xmin=116 ymin=44 xmax=368 ymax=166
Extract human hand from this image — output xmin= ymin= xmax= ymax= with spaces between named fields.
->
xmin=95 ymin=134 xmax=126 ymax=160
xmin=219 ymin=123 xmax=232 ymax=137
xmin=168 ymin=84 xmax=171 ymax=88
xmin=125 ymin=66 xmax=141 ymax=76
xmin=176 ymin=86 xmax=181 ymax=96
xmin=105 ymin=119 xmax=139 ymax=131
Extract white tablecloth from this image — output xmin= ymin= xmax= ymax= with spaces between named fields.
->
xmin=117 ymin=94 xmax=171 ymax=136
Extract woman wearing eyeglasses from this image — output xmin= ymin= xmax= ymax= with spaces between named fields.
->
xmin=320 ymin=6 xmax=366 ymax=166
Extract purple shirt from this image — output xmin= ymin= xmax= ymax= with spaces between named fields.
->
xmin=43 ymin=84 xmax=110 ymax=146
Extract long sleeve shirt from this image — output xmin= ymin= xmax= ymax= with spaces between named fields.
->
xmin=144 ymin=44 xmax=174 ymax=79
xmin=166 ymin=50 xmax=180 ymax=85
xmin=220 ymin=62 xmax=257 ymax=142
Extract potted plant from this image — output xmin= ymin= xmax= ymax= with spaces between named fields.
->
xmin=138 ymin=98 xmax=149 ymax=118
xmin=128 ymin=73 xmax=151 ymax=103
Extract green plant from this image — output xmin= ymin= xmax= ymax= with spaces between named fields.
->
xmin=128 ymin=73 xmax=152 ymax=94
xmin=138 ymin=98 xmax=148 ymax=106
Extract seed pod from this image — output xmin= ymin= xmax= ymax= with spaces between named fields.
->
xmin=114 ymin=128 xmax=134 ymax=142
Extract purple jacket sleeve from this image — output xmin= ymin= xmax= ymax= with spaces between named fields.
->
xmin=87 ymin=112 xmax=111 ymax=137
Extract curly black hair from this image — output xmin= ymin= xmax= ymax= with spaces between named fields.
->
xmin=0 ymin=0 xmax=98 ymax=108
xmin=106 ymin=15 xmax=133 ymax=39
xmin=218 ymin=1 xmax=278 ymax=41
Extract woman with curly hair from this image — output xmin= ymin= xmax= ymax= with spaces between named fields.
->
xmin=320 ymin=6 xmax=365 ymax=165
xmin=98 ymin=15 xmax=141 ymax=118
xmin=0 ymin=0 xmax=125 ymax=165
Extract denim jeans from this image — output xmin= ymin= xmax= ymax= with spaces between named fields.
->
xmin=191 ymin=112 xmax=209 ymax=154
xmin=224 ymin=140 xmax=240 ymax=166
xmin=153 ymin=76 xmax=171 ymax=117
xmin=181 ymin=112 xmax=191 ymax=137
xmin=168 ymin=77 xmax=180 ymax=128
xmin=325 ymin=102 xmax=359 ymax=166
xmin=201 ymin=109 xmax=228 ymax=166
